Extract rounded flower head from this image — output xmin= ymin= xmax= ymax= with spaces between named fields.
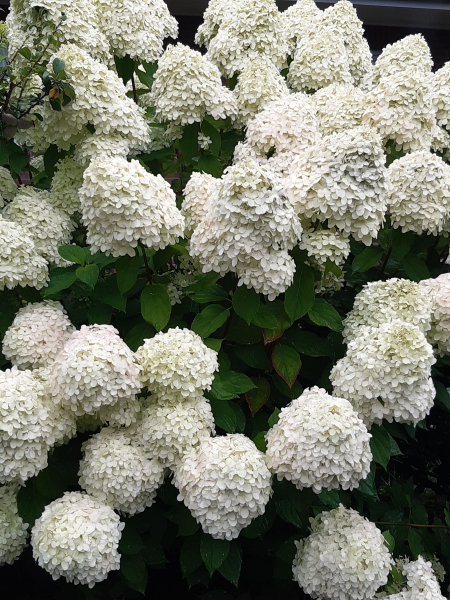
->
xmin=182 ymin=172 xmax=217 ymax=236
xmin=389 ymin=556 xmax=446 ymax=599
xmin=3 ymin=188 xmax=76 ymax=266
xmin=0 ymin=483 xmax=28 ymax=566
xmin=78 ymin=427 xmax=165 ymax=515
xmin=80 ymin=155 xmax=184 ymax=257
xmin=135 ymin=327 xmax=219 ymax=400
xmin=300 ymin=229 xmax=350 ymax=292
xmin=288 ymin=126 xmax=388 ymax=245
xmin=363 ymin=68 xmax=435 ymax=152
xmin=0 ymin=216 xmax=48 ymax=291
xmin=95 ymin=0 xmax=178 ymax=63
xmin=0 ymin=167 xmax=17 ymax=207
xmin=206 ymin=0 xmax=288 ymax=78
xmin=234 ymin=56 xmax=289 ymax=125
xmin=342 ymin=279 xmax=432 ymax=342
xmin=49 ymin=156 xmax=85 ymax=216
xmin=135 ymin=395 xmax=215 ymax=468
xmin=433 ymin=61 xmax=450 ymax=131
xmin=266 ymin=387 xmax=372 ymax=493
xmin=331 ymin=321 xmax=436 ymax=427
xmin=39 ymin=44 xmax=151 ymax=151
xmin=288 ymin=26 xmax=352 ymax=93
xmin=313 ymin=84 xmax=368 ymax=135
xmin=2 ymin=300 xmax=75 ymax=370
xmin=31 ymin=492 xmax=124 ymax=587
xmin=174 ymin=434 xmax=272 ymax=540
xmin=281 ymin=0 xmax=322 ymax=56
xmin=0 ymin=367 xmax=76 ymax=484
xmin=190 ymin=158 xmax=303 ymax=300
xmin=151 ymin=43 xmax=237 ymax=125
xmin=387 ymin=151 xmax=450 ymax=236
xmin=292 ymin=505 xmax=392 ymax=600
xmin=50 ymin=324 xmax=141 ymax=417
xmin=420 ymin=273 xmax=450 ymax=356
xmin=372 ymin=34 xmax=433 ymax=85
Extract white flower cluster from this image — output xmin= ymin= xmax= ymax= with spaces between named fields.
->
xmin=281 ymin=0 xmax=322 ymax=56
xmin=265 ymin=387 xmax=372 ymax=493
xmin=300 ymin=229 xmax=350 ymax=292
xmin=3 ymin=188 xmax=75 ymax=265
xmin=195 ymin=0 xmax=239 ymax=48
xmin=31 ymin=492 xmax=124 ymax=587
xmin=95 ymin=0 xmax=178 ymax=62
xmin=39 ymin=44 xmax=150 ymax=151
xmin=151 ymin=43 xmax=237 ymax=125
xmin=135 ymin=327 xmax=219 ymax=401
xmin=136 ymin=394 xmax=215 ymax=468
xmin=190 ymin=158 xmax=303 ymax=300
xmin=342 ymin=279 xmax=432 ymax=342
xmin=0 ymin=483 xmax=28 ymax=566
xmin=387 ymin=151 xmax=450 ymax=236
xmin=287 ymin=25 xmax=352 ymax=93
xmin=182 ymin=172 xmax=217 ymax=236
xmin=288 ymin=126 xmax=388 ymax=245
xmin=388 ymin=556 xmax=446 ymax=600
xmin=433 ymin=62 xmax=450 ymax=131
xmin=234 ymin=56 xmax=289 ymax=125
xmin=372 ymin=35 xmax=433 ymax=85
xmin=2 ymin=301 xmax=75 ymax=370
xmin=331 ymin=321 xmax=436 ymax=427
xmin=174 ymin=434 xmax=272 ymax=540
xmin=0 ymin=216 xmax=48 ymax=291
xmin=49 ymin=156 xmax=85 ymax=216
xmin=313 ymin=84 xmax=367 ymax=135
xmin=292 ymin=506 xmax=392 ymax=600
xmin=49 ymin=324 xmax=141 ymax=418
xmin=420 ymin=274 xmax=450 ymax=356
xmin=80 ymin=155 xmax=184 ymax=257
xmin=0 ymin=367 xmax=76 ymax=484
xmin=205 ymin=0 xmax=288 ymax=77
xmin=78 ymin=426 xmax=165 ymax=515
xmin=0 ymin=167 xmax=17 ymax=208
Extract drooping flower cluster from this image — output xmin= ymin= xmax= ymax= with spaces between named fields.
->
xmin=265 ymin=387 xmax=372 ymax=493
xmin=195 ymin=0 xmax=239 ymax=49
xmin=300 ymin=229 xmax=350 ymax=291
xmin=0 ymin=483 xmax=28 ymax=566
xmin=31 ymin=492 xmax=124 ymax=587
xmin=372 ymin=34 xmax=433 ymax=85
xmin=94 ymin=0 xmax=178 ymax=62
xmin=420 ymin=274 xmax=450 ymax=356
xmin=0 ymin=367 xmax=76 ymax=483
xmin=387 ymin=556 xmax=446 ymax=600
xmin=49 ymin=156 xmax=85 ymax=216
xmin=2 ymin=301 xmax=75 ymax=370
xmin=78 ymin=427 xmax=165 ymax=515
xmin=150 ymin=43 xmax=238 ymax=125
xmin=342 ymin=279 xmax=432 ymax=342
xmin=3 ymin=188 xmax=76 ymax=265
xmin=174 ymin=434 xmax=272 ymax=540
xmin=190 ymin=158 xmax=303 ymax=300
xmin=0 ymin=216 xmax=48 ymax=291
xmin=292 ymin=506 xmax=392 ymax=600
xmin=80 ymin=155 xmax=185 ymax=257
xmin=0 ymin=167 xmax=17 ymax=207
xmin=281 ymin=0 xmax=322 ymax=57
xmin=387 ymin=151 xmax=450 ymax=236
xmin=313 ymin=84 xmax=367 ymax=135
xmin=182 ymin=172 xmax=217 ymax=236
xmin=331 ymin=321 xmax=436 ymax=427
xmin=288 ymin=126 xmax=388 ymax=244
xmin=49 ymin=324 xmax=141 ymax=418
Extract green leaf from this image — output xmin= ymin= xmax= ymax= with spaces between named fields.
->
xmin=201 ymin=119 xmax=221 ymax=155
xmin=94 ymin=277 xmax=127 ymax=312
xmin=200 ymin=534 xmax=230 ymax=576
xmin=191 ymin=305 xmax=229 ymax=338
xmin=217 ymin=542 xmax=242 ymax=586
xmin=196 ymin=154 xmax=223 ymax=178
xmin=245 ymin=377 xmax=270 ymax=416
xmin=252 ymin=431 xmax=267 ymax=453
xmin=116 ymin=254 xmax=141 ymax=295
xmin=181 ymin=534 xmax=203 ymax=577
xmin=141 ymin=283 xmax=171 ymax=331
xmin=119 ymin=527 xmax=145 ymax=555
xmin=17 ymin=479 xmax=47 ymax=527
xmin=391 ymin=229 xmax=415 ymax=260
xmin=272 ymin=344 xmax=301 ymax=388
xmin=8 ymin=150 xmax=29 ymax=174
xmin=284 ymin=262 xmax=315 ymax=322
xmin=211 ymin=370 xmax=256 ymax=400
xmin=124 ymin=322 xmax=155 ymax=351
xmin=0 ymin=143 xmax=9 ymax=167
xmin=356 ymin=463 xmax=378 ymax=500
xmin=308 ymin=299 xmax=342 ymax=332
xmin=351 ymin=246 xmax=384 ymax=273
xmin=179 ymin=122 xmax=200 ymax=162
xmin=370 ymin=425 xmax=391 ymax=470
xmin=268 ymin=408 xmax=280 ymax=428
xmin=120 ymin=554 xmax=148 ymax=595
xmin=18 ymin=47 xmax=32 ymax=60
xmin=58 ymin=245 xmax=85 ymax=265
xmin=44 ymin=144 xmax=65 ymax=178
xmin=252 ymin=304 xmax=278 ymax=329
xmin=166 ymin=503 xmax=199 ymax=536
xmin=288 ymin=330 xmax=330 ymax=357
xmin=324 ymin=258 xmax=343 ymax=278
xmin=272 ymin=373 xmax=303 ymax=400
xmin=76 ymin=264 xmax=99 ymax=288
xmin=382 ymin=530 xmax=395 ymax=553
xmin=188 ymin=272 xmax=227 ymax=303
xmin=263 ymin=301 xmax=293 ymax=344
xmin=204 ymin=338 xmax=222 ymax=352
xmin=42 ymin=268 xmax=77 ymax=297
xmin=401 ymin=253 xmax=430 ymax=282
xmin=52 ymin=57 xmax=65 ymax=74
xmin=210 ymin=397 xmax=237 ymax=433
xmin=232 ymin=286 xmax=260 ymax=325
xmin=408 ymin=527 xmax=424 ymax=559
xmin=88 ymin=299 xmax=114 ymax=325
xmin=434 ymin=379 xmax=450 ymax=412
xmin=114 ymin=54 xmax=136 ymax=84
xmin=233 ymin=343 xmax=271 ymax=370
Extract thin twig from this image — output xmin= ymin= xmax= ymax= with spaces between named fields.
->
xmin=380 ymin=247 xmax=392 ymax=275
xmin=131 ymin=73 xmax=138 ymax=105
xmin=375 ymin=522 xmax=449 ymax=530
xmin=139 ymin=243 xmax=153 ymax=283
